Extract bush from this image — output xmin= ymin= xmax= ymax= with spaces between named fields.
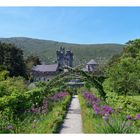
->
xmin=106 ymin=91 xmax=140 ymax=115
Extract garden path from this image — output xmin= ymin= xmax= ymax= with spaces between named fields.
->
xmin=59 ymin=95 xmax=83 ymax=134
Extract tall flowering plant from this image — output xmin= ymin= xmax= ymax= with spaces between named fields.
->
xmin=49 ymin=92 xmax=69 ymax=101
xmin=83 ymin=91 xmax=113 ymax=117
xmin=28 ymin=92 xmax=69 ymax=115
xmin=82 ymin=91 xmax=140 ymax=133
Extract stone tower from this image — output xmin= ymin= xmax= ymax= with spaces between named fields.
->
xmin=56 ymin=47 xmax=73 ymax=68
xmin=65 ymin=50 xmax=73 ymax=67
xmin=56 ymin=47 xmax=65 ymax=68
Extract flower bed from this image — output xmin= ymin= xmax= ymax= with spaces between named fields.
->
xmin=0 ymin=91 xmax=72 ymax=133
xmin=79 ymin=91 xmax=140 ymax=133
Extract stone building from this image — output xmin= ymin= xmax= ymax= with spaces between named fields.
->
xmin=32 ymin=47 xmax=73 ymax=82
xmin=57 ymin=47 xmax=73 ymax=68
xmin=82 ymin=59 xmax=98 ymax=72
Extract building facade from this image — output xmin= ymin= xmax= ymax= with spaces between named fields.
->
xmin=32 ymin=47 xmax=73 ymax=82
xmin=82 ymin=59 xmax=98 ymax=72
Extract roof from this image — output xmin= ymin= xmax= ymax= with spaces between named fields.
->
xmin=32 ymin=64 xmax=58 ymax=72
xmin=87 ymin=59 xmax=97 ymax=65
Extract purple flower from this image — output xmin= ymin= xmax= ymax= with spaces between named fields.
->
xmin=101 ymin=105 xmax=113 ymax=116
xmin=83 ymin=91 xmax=114 ymax=118
xmin=92 ymin=103 xmax=100 ymax=114
xmin=126 ymin=115 xmax=132 ymax=120
xmin=50 ymin=92 xmax=68 ymax=101
xmin=135 ymin=114 xmax=140 ymax=120
xmin=83 ymin=91 xmax=101 ymax=105
xmin=7 ymin=124 xmax=13 ymax=130
xmin=31 ymin=107 xmax=39 ymax=114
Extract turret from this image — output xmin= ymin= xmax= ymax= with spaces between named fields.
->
xmin=56 ymin=47 xmax=73 ymax=69
xmin=65 ymin=50 xmax=73 ymax=67
xmin=56 ymin=47 xmax=65 ymax=68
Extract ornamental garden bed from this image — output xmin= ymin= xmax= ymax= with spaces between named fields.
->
xmin=78 ymin=89 xmax=140 ymax=133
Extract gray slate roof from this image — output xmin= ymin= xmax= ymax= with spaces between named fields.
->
xmin=87 ymin=59 xmax=97 ymax=65
xmin=32 ymin=64 xmax=58 ymax=72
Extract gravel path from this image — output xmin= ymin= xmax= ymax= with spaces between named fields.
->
xmin=60 ymin=95 xmax=83 ymax=134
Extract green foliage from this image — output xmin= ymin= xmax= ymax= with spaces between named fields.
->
xmin=106 ymin=57 xmax=140 ymax=95
xmin=25 ymin=55 xmax=41 ymax=79
xmin=35 ymin=81 xmax=47 ymax=88
xmin=32 ymin=94 xmax=71 ymax=133
xmin=0 ymin=70 xmax=71 ymax=134
xmin=0 ymin=91 xmax=71 ymax=133
xmin=0 ymin=70 xmax=9 ymax=81
xmin=0 ymin=76 xmax=27 ymax=97
xmin=105 ymin=91 xmax=140 ymax=116
xmin=85 ymin=82 xmax=92 ymax=91
xmin=125 ymin=39 xmax=140 ymax=58
xmin=25 ymin=55 xmax=41 ymax=67
xmin=96 ymin=113 xmax=138 ymax=133
xmin=0 ymin=79 xmax=46 ymax=133
xmin=25 ymin=88 xmax=46 ymax=107
xmin=0 ymin=42 xmax=27 ymax=78
xmin=105 ymin=39 xmax=140 ymax=96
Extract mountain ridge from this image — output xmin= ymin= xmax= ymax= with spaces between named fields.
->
xmin=0 ymin=37 xmax=124 ymax=65
xmin=0 ymin=37 xmax=124 ymax=46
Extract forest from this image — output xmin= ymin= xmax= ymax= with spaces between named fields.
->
xmin=0 ymin=39 xmax=139 ymax=133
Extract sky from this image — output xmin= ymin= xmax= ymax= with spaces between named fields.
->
xmin=0 ymin=7 xmax=140 ymax=44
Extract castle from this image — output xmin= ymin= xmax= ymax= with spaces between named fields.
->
xmin=32 ymin=47 xmax=98 ymax=82
xmin=56 ymin=47 xmax=73 ymax=69
xmin=32 ymin=47 xmax=73 ymax=82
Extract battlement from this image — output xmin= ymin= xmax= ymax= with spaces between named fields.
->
xmin=56 ymin=47 xmax=73 ymax=68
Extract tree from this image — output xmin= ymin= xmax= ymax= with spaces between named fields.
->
xmin=106 ymin=57 xmax=140 ymax=95
xmin=105 ymin=39 xmax=140 ymax=96
xmin=25 ymin=55 xmax=41 ymax=78
xmin=0 ymin=70 xmax=9 ymax=81
xmin=25 ymin=55 xmax=41 ymax=69
xmin=0 ymin=42 xmax=27 ymax=78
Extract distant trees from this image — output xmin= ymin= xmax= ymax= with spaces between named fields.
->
xmin=0 ymin=42 xmax=42 ymax=80
xmin=105 ymin=39 xmax=140 ymax=96
xmin=25 ymin=55 xmax=41 ymax=79
xmin=25 ymin=55 xmax=41 ymax=69
xmin=0 ymin=42 xmax=27 ymax=78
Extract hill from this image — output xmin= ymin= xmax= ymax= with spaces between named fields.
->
xmin=0 ymin=37 xmax=124 ymax=66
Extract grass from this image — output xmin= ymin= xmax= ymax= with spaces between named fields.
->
xmin=78 ymin=93 xmax=100 ymax=133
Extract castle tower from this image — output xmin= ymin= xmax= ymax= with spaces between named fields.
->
xmin=65 ymin=50 xmax=73 ymax=67
xmin=56 ymin=47 xmax=65 ymax=68
xmin=56 ymin=47 xmax=73 ymax=69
